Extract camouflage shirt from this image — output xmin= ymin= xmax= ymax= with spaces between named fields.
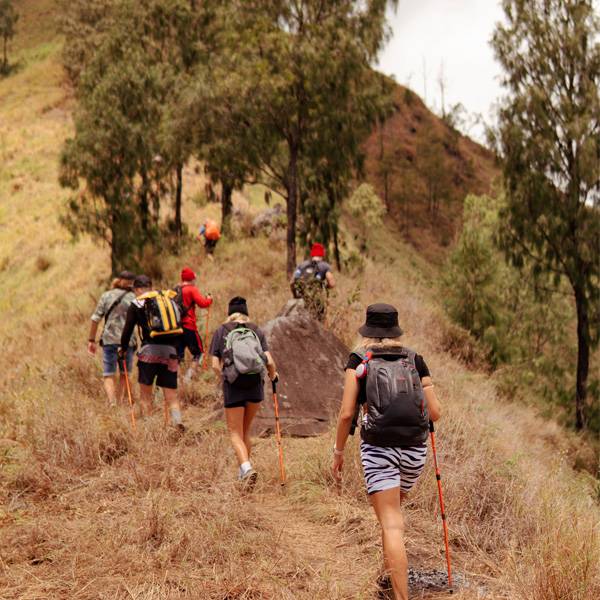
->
xmin=91 ymin=289 xmax=137 ymax=346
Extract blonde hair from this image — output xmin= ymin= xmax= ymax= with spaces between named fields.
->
xmin=354 ymin=334 xmax=403 ymax=353
xmin=111 ymin=278 xmax=133 ymax=291
xmin=225 ymin=312 xmax=250 ymax=324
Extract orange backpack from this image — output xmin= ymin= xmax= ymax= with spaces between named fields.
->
xmin=204 ymin=219 xmax=221 ymax=241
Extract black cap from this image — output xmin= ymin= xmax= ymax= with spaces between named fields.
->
xmin=118 ymin=270 xmax=136 ymax=281
xmin=228 ymin=296 xmax=248 ymax=316
xmin=358 ymin=303 xmax=403 ymax=338
xmin=133 ymin=274 xmax=152 ymax=289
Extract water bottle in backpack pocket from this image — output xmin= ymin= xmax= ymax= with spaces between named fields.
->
xmin=360 ymin=349 xmax=429 ymax=447
xmin=222 ymin=323 xmax=267 ymax=384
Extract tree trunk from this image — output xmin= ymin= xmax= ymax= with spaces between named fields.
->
xmin=285 ymin=145 xmax=298 ymax=277
xmin=574 ymin=286 xmax=589 ymax=430
xmin=3 ymin=36 xmax=7 ymax=71
xmin=221 ymin=180 xmax=233 ymax=236
xmin=175 ymin=164 xmax=183 ymax=242
xmin=333 ymin=224 xmax=341 ymax=272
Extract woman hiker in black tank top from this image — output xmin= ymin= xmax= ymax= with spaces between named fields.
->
xmin=332 ymin=303 xmax=442 ymax=600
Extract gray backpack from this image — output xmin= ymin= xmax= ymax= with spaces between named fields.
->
xmin=222 ymin=323 xmax=267 ymax=384
xmin=359 ymin=348 xmax=429 ymax=447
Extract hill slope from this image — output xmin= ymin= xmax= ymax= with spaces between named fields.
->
xmin=364 ymin=85 xmax=499 ymax=262
xmin=1 ymin=8 xmax=598 ymax=600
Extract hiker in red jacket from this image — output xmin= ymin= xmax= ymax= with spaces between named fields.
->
xmin=176 ymin=267 xmax=213 ymax=383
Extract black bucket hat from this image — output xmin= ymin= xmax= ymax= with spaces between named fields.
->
xmin=133 ymin=274 xmax=152 ymax=289
xmin=228 ymin=296 xmax=249 ymax=316
xmin=358 ymin=303 xmax=403 ymax=338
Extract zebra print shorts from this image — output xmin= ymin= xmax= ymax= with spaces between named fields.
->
xmin=360 ymin=442 xmax=428 ymax=495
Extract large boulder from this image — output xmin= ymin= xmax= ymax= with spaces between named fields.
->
xmin=253 ymin=301 xmax=349 ymax=436
xmin=207 ymin=301 xmax=349 ymax=437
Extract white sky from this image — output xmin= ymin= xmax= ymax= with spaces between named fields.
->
xmin=378 ymin=0 xmax=506 ymax=140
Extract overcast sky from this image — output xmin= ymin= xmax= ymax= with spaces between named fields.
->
xmin=378 ymin=0 xmax=506 ymax=140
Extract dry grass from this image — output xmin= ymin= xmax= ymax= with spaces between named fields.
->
xmin=1 ymin=21 xmax=599 ymax=600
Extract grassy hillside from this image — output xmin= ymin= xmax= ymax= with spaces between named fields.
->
xmin=364 ymin=85 xmax=499 ymax=263
xmin=1 ymin=6 xmax=599 ymax=600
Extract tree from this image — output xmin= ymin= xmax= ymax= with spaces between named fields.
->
xmin=492 ymin=0 xmax=600 ymax=429
xmin=60 ymin=0 xmax=199 ymax=272
xmin=415 ymin=125 xmax=454 ymax=220
xmin=0 ymin=0 xmax=18 ymax=74
xmin=216 ymin=0 xmax=397 ymax=276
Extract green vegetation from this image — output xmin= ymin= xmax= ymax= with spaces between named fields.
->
xmin=60 ymin=0 xmax=399 ymax=276
xmin=443 ymin=195 xmax=591 ymax=429
xmin=492 ymin=0 xmax=600 ymax=430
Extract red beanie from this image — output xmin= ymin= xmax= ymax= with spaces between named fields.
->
xmin=310 ymin=242 xmax=325 ymax=258
xmin=181 ymin=267 xmax=196 ymax=281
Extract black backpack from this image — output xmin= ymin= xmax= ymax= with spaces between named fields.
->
xmin=358 ymin=348 xmax=429 ymax=447
xmin=294 ymin=260 xmax=327 ymax=283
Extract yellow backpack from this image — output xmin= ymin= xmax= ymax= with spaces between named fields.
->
xmin=138 ymin=290 xmax=184 ymax=338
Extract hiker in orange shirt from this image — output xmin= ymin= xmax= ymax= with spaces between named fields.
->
xmin=197 ymin=218 xmax=221 ymax=257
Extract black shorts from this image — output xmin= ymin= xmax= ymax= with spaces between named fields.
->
xmin=225 ymin=398 xmax=262 ymax=409
xmin=138 ymin=361 xmax=178 ymax=389
xmin=223 ymin=374 xmax=264 ymax=408
xmin=178 ymin=328 xmax=203 ymax=361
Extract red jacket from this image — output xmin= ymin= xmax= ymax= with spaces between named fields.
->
xmin=180 ymin=283 xmax=212 ymax=331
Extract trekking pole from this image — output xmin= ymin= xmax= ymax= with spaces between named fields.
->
xmin=271 ymin=378 xmax=286 ymax=486
xmin=202 ymin=304 xmax=211 ymax=370
xmin=429 ymin=420 xmax=453 ymax=592
xmin=122 ymin=356 xmax=136 ymax=432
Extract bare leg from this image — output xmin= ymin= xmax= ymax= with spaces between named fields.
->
xmin=225 ymin=407 xmax=248 ymax=465
xmin=163 ymin=387 xmax=182 ymax=426
xmin=139 ymin=383 xmax=154 ymax=416
xmin=242 ymin=402 xmax=262 ymax=460
xmin=102 ymin=375 xmax=118 ymax=406
xmin=370 ymin=487 xmax=408 ymax=600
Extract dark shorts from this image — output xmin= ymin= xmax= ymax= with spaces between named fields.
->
xmin=178 ymin=328 xmax=203 ymax=362
xmin=223 ymin=374 xmax=264 ymax=408
xmin=138 ymin=361 xmax=178 ymax=389
xmin=137 ymin=345 xmax=178 ymax=390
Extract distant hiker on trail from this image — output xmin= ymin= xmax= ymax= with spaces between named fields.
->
xmin=175 ymin=267 xmax=213 ymax=384
xmin=88 ymin=271 xmax=137 ymax=407
xmin=119 ymin=275 xmax=185 ymax=432
xmin=291 ymin=242 xmax=335 ymax=321
xmin=197 ymin=217 xmax=221 ymax=258
xmin=209 ymin=296 xmax=278 ymax=488
xmin=332 ymin=304 xmax=441 ymax=600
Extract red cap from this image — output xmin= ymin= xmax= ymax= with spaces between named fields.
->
xmin=181 ymin=267 xmax=196 ymax=281
xmin=310 ymin=242 xmax=325 ymax=258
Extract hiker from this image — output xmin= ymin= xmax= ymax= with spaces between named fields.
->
xmin=88 ymin=271 xmax=137 ymax=406
xmin=290 ymin=242 xmax=335 ymax=321
xmin=119 ymin=275 xmax=185 ymax=431
xmin=175 ymin=267 xmax=213 ymax=383
xmin=197 ymin=217 xmax=221 ymax=257
xmin=332 ymin=303 xmax=441 ymax=600
xmin=209 ymin=296 xmax=278 ymax=486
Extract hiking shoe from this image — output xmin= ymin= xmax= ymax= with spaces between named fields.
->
xmin=175 ymin=423 xmax=186 ymax=435
xmin=240 ymin=468 xmax=258 ymax=491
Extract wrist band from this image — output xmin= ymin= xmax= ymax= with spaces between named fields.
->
xmin=333 ymin=446 xmax=344 ymax=456
xmin=88 ymin=339 xmax=96 ymax=343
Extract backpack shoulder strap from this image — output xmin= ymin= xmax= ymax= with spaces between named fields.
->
xmin=174 ymin=284 xmax=191 ymax=315
xmin=103 ymin=290 xmax=129 ymax=323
